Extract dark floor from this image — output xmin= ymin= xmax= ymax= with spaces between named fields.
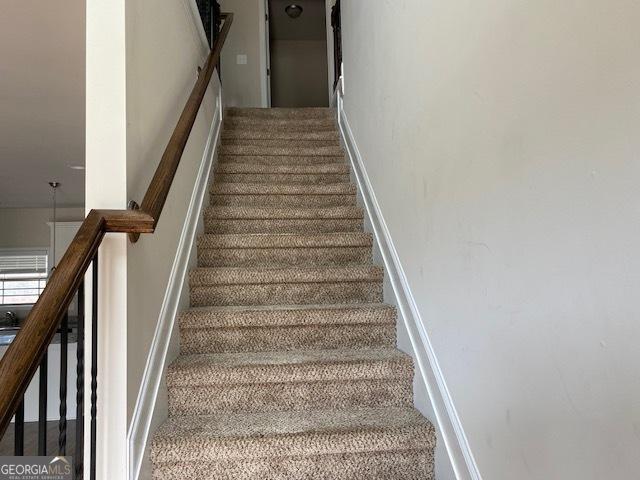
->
xmin=0 ymin=420 xmax=76 ymax=456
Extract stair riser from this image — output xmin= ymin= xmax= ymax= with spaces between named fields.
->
xmin=221 ymin=139 xmax=341 ymax=148
xmin=152 ymin=421 xmax=433 ymax=463
xmin=226 ymin=108 xmax=334 ymax=119
xmin=168 ymin=379 xmax=413 ymax=416
xmin=180 ymin=324 xmax=396 ymax=354
xmin=224 ymin=120 xmax=337 ymax=132
xmin=196 ymin=233 xmax=372 ymax=250
xmin=211 ymin=194 xmax=357 ymax=207
xmin=220 ymin=137 xmax=340 ymax=148
xmin=197 ymin=247 xmax=371 ymax=268
xmin=205 ymin=219 xmax=364 ymax=234
xmin=216 ymin=164 xmax=348 ymax=174
xmin=220 ymin=155 xmax=344 ymax=165
xmin=222 ymin=131 xmax=339 ymax=142
xmin=211 ymin=184 xmax=355 ymax=196
xmin=190 ymin=282 xmax=383 ymax=307
xmin=220 ymin=145 xmax=344 ymax=157
xmin=206 ymin=205 xmax=361 ymax=220
xmin=153 ymin=448 xmax=434 ymax=480
xmin=179 ymin=303 xmax=395 ymax=327
xmin=216 ymin=173 xmax=350 ymax=184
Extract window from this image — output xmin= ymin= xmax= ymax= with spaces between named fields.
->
xmin=0 ymin=250 xmax=48 ymax=305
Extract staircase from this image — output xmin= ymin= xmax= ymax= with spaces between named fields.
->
xmin=151 ymin=108 xmax=436 ymax=479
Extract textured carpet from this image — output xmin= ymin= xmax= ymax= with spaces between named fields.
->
xmin=151 ymin=107 xmax=436 ymax=479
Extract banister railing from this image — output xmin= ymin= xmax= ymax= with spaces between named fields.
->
xmin=0 ymin=11 xmax=232 ymax=476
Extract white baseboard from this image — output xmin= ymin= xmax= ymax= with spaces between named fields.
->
xmin=127 ymin=92 xmax=223 ymax=480
xmin=335 ymin=80 xmax=482 ymax=480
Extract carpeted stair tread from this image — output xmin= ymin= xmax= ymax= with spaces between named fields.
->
xmin=190 ymin=265 xmax=383 ymax=286
xmin=204 ymin=218 xmax=364 ymax=235
xmin=221 ymin=139 xmax=341 ymax=149
xmin=226 ymin=107 xmax=334 ymax=119
xmin=178 ymin=303 xmax=397 ymax=354
xmin=153 ymin=452 xmax=433 ymax=480
xmin=151 ymin=406 xmax=435 ymax=464
xmin=167 ymin=348 xmax=412 ymax=386
xmin=216 ymin=163 xmax=349 ymax=174
xmin=222 ymin=129 xmax=340 ymax=141
xmin=189 ymin=265 xmax=382 ymax=307
xmin=198 ymin=232 xmax=372 ymax=249
xmin=224 ymin=117 xmax=337 ymax=133
xmin=215 ymin=172 xmax=350 ymax=184
xmin=220 ymin=144 xmax=345 ymax=157
xmin=165 ymin=348 xmax=413 ymax=415
xmin=196 ymin=232 xmax=373 ymax=267
xmin=211 ymin=182 xmax=355 ymax=195
xmin=210 ymin=194 xmax=356 ymax=207
xmin=179 ymin=303 xmax=396 ymax=329
xmin=219 ymin=154 xmax=345 ymax=165
xmin=204 ymin=205 xmax=363 ymax=220
xmin=197 ymin=247 xmax=371 ymax=267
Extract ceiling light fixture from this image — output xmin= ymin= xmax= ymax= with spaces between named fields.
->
xmin=285 ymin=4 xmax=303 ymax=19
xmin=67 ymin=164 xmax=85 ymax=170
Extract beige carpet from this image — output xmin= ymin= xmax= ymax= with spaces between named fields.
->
xmin=151 ymin=107 xmax=436 ymax=479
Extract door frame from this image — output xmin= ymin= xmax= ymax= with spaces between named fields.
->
xmin=259 ymin=0 xmax=335 ymax=108
xmin=258 ymin=0 xmax=271 ymax=107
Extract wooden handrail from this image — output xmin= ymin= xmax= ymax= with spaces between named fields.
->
xmin=0 ymin=13 xmax=233 ymax=433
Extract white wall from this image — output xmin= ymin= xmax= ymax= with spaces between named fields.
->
xmin=0 ymin=0 xmax=85 ymax=208
xmin=219 ymin=0 xmax=265 ymax=107
xmin=125 ymin=0 xmax=216 ymax=427
xmin=339 ymin=1 xmax=640 ymax=479
xmin=0 ymin=208 xmax=84 ymax=249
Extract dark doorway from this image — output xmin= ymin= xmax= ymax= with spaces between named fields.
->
xmin=268 ymin=0 xmax=329 ymax=107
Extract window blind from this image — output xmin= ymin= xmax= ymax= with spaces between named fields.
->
xmin=0 ymin=252 xmax=48 ymax=275
xmin=0 ymin=250 xmax=48 ymax=305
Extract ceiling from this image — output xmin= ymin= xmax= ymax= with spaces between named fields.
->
xmin=269 ymin=0 xmax=327 ymax=41
xmin=0 ymin=0 xmax=85 ymax=208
